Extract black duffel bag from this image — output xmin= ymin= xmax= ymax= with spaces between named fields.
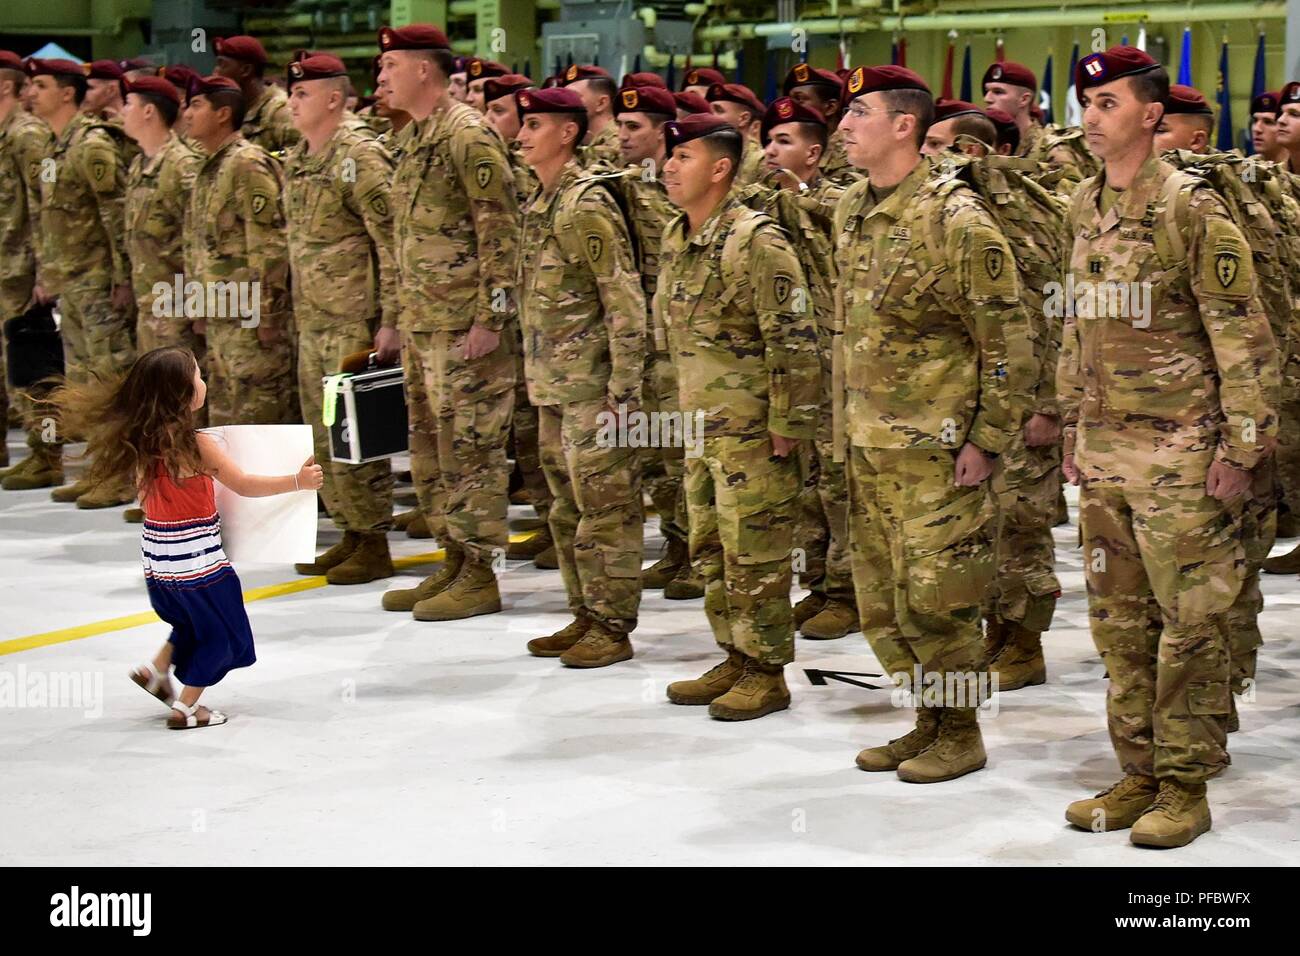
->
xmin=4 ymin=303 xmax=63 ymax=389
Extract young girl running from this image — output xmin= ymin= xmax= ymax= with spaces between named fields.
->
xmin=58 ymin=347 xmax=322 ymax=729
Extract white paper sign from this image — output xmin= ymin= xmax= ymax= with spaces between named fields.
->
xmin=201 ymin=424 xmax=317 ymax=565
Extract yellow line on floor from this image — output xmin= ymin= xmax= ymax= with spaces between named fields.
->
xmin=0 ymin=531 xmax=542 ymax=658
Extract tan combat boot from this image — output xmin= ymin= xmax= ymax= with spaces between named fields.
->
xmin=507 ymin=527 xmax=552 ymax=560
xmin=50 ymin=476 xmax=95 ymax=503
xmin=405 ymin=512 xmax=433 ymax=539
xmin=793 ymin=592 xmax=827 ymax=629
xmin=708 ymin=658 xmax=791 ymax=721
xmin=855 ymin=708 xmax=942 ymax=771
xmin=381 ymin=544 xmax=463 ymax=611
xmin=1130 ymin=779 xmax=1212 ymax=848
xmin=1276 ymin=510 xmax=1299 ymax=538
xmin=664 ymin=562 xmax=705 ymax=599
xmin=641 ymin=536 xmax=687 ymax=589
xmin=1262 ymin=542 xmax=1300 ymax=574
xmin=533 ymin=544 xmax=559 ymax=570
xmin=527 ymin=613 xmax=591 ymax=657
xmin=327 ymin=532 xmax=394 ymax=585
xmin=75 ymin=477 xmax=138 ymax=510
xmin=412 ymin=557 xmax=501 ymax=621
xmin=896 ymin=708 xmax=987 ymax=783
xmin=559 ymin=621 xmax=633 ymax=668
xmin=392 ymin=509 xmax=418 ymax=531
xmin=983 ymin=615 xmax=1007 ymax=664
xmin=666 ymin=650 xmax=746 ymax=705
xmin=988 ymin=621 xmax=1047 ymax=691
xmin=2 ymin=451 xmax=63 ymax=491
xmin=800 ymin=597 xmax=860 ymax=640
xmin=1064 ymin=774 xmax=1159 ymax=831
xmin=295 ymin=530 xmax=361 ymax=575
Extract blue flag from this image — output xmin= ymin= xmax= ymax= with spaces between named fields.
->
xmin=1065 ymin=42 xmax=1081 ymax=126
xmin=1248 ymin=32 xmax=1266 ymax=153
xmin=1216 ymin=38 xmax=1234 ymax=151
xmin=764 ymin=50 xmax=777 ymax=104
xmin=666 ymin=53 xmax=675 ymax=92
xmin=960 ymin=44 xmax=971 ymax=102
xmin=1178 ymin=27 xmax=1192 ymax=86
xmin=1041 ymin=54 xmax=1054 ymax=125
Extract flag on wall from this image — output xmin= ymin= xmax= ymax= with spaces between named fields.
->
xmin=960 ymin=44 xmax=972 ymax=101
xmin=1177 ymin=26 xmax=1192 ymax=86
xmin=1065 ymin=41 xmax=1081 ymax=126
xmin=1248 ymin=30 xmax=1266 ymax=153
xmin=942 ymin=39 xmax=955 ymax=99
xmin=1040 ymin=54 xmax=1054 ymax=125
xmin=1216 ymin=36 xmax=1234 ymax=152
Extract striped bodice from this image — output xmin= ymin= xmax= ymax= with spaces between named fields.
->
xmin=140 ymin=466 xmax=232 ymax=587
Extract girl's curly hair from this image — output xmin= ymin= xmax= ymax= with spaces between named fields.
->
xmin=52 ymin=346 xmax=206 ymax=497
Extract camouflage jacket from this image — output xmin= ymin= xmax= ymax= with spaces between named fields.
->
xmin=284 ymin=124 xmax=398 ymax=330
xmin=1057 ymin=156 xmax=1279 ymax=485
xmin=833 ymin=158 xmax=1034 ymax=454
xmin=241 ymin=84 xmax=300 ymax=158
xmin=185 ymin=135 xmax=291 ymax=331
xmin=506 ymin=138 xmax=538 ymax=207
xmin=39 ymin=112 xmax=129 ymax=293
xmin=391 ymin=99 xmax=518 ymax=333
xmin=733 ymin=138 xmax=766 ymax=188
xmin=0 ymin=107 xmax=51 ymax=309
xmin=1018 ymin=123 xmax=1093 ymax=194
xmin=819 ymin=126 xmax=861 ymax=186
xmin=125 ymin=133 xmax=203 ymax=320
xmin=517 ymin=158 xmax=645 ymax=408
xmin=655 ymin=196 xmax=820 ymax=439
xmin=579 ymin=121 xmax=621 ymax=169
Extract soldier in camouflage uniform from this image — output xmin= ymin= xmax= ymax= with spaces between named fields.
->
xmin=680 ymin=67 xmax=725 ymax=101
xmin=734 ymin=96 xmax=859 ymax=641
xmin=27 ymin=58 xmax=137 ymax=509
xmin=0 ymin=51 xmax=55 ymax=488
xmin=560 ymin=65 xmax=621 ymax=169
xmin=706 ymin=83 xmax=767 ymax=188
xmin=835 ymin=65 xmax=1034 ymax=783
xmin=213 ymin=36 xmax=300 ymax=158
xmin=84 ymin=60 xmax=141 ymax=172
xmin=463 ymin=57 xmax=508 ymax=113
xmin=513 ymin=87 xmax=646 ymax=666
xmin=782 ymin=63 xmax=854 ymax=186
xmin=658 ymin=115 xmax=820 ymax=721
xmin=282 ymin=54 xmax=399 ymax=586
xmin=1058 ymin=48 xmax=1278 ymax=849
xmin=375 ymin=24 xmax=519 ymax=622
xmin=983 ymin=61 xmax=1093 ymax=192
xmin=184 ymin=75 xmax=295 ymax=427
xmin=603 ymin=85 xmax=699 ymax=597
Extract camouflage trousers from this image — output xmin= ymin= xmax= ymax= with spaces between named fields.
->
xmin=987 ymin=435 xmax=1062 ymax=632
xmin=795 ymin=430 xmax=853 ymax=602
xmin=639 ymin=348 xmax=688 ymax=547
xmin=1225 ymin=457 xmax=1276 ymax=694
xmin=204 ymin=320 xmax=295 ymax=427
xmin=1274 ymin=361 xmax=1300 ymax=521
xmin=402 ymin=328 xmax=515 ymax=565
xmin=685 ymin=434 xmax=800 ymax=665
xmin=846 ymin=446 xmax=993 ymax=684
xmin=511 ymin=328 xmax=551 ymax=520
xmin=1079 ymin=483 xmax=1242 ymax=784
xmin=297 ymin=322 xmax=394 ymax=533
xmin=59 ymin=285 xmax=136 ymax=448
xmin=136 ymin=307 xmax=204 ymax=358
xmin=538 ymin=399 xmax=643 ymax=634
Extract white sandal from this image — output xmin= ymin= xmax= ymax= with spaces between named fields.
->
xmin=167 ymin=700 xmax=228 ymax=730
xmin=130 ymin=664 xmax=177 ymax=707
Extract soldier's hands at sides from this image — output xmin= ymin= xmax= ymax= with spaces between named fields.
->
xmin=373 ymin=327 xmax=401 ymax=366
xmin=1023 ymin=413 xmax=1062 ymax=448
xmin=1062 ymin=453 xmax=1080 ymax=486
xmin=256 ymin=323 xmax=283 ymax=346
xmin=770 ymin=432 xmax=799 ymax=458
xmin=111 ymin=284 xmax=134 ymax=313
xmin=953 ymin=442 xmax=994 ymax=487
xmin=462 ymin=323 xmax=500 ymax=360
xmin=29 ymin=285 xmax=54 ymax=308
xmin=1206 ymin=460 xmax=1251 ymax=501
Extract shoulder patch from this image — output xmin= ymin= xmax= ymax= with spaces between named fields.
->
xmin=474 ymin=159 xmax=493 ymax=190
xmin=1202 ymin=216 xmax=1252 ymax=299
xmin=968 ymin=226 xmax=1018 ymax=301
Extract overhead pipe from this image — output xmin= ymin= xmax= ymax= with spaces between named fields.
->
xmin=640 ymin=45 xmax=738 ymax=69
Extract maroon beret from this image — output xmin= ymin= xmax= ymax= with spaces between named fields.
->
xmin=842 ymin=64 xmax=930 ymax=108
xmin=0 ymin=50 xmax=24 ymax=71
xmin=287 ymin=53 xmax=348 ymax=89
xmin=783 ymin=63 xmax=842 ymax=96
xmin=760 ymin=96 xmax=826 ymax=144
xmin=1250 ymin=90 xmax=1280 ymax=116
xmin=186 ymin=73 xmax=241 ymax=104
xmin=484 ymin=74 xmax=533 ymax=105
xmin=561 ymin=64 xmax=611 ymax=86
xmin=680 ymin=67 xmax=725 ymax=90
xmin=933 ymin=98 xmax=985 ymax=122
xmin=377 ymin=24 xmax=451 ymax=53
xmin=465 ymin=58 xmax=508 ymax=80
xmin=1075 ymin=46 xmax=1161 ymax=103
xmin=25 ymin=58 xmax=85 ymax=79
xmin=985 ymin=107 xmax=1016 ymax=132
xmin=158 ymin=64 xmax=199 ymax=91
xmin=214 ymin=36 xmax=269 ymax=66
xmin=615 ymin=85 xmax=676 ymax=118
xmin=620 ymin=71 xmax=667 ymax=90
xmin=1277 ymin=83 xmax=1300 ymax=113
xmin=122 ymin=75 xmax=181 ymax=106
xmin=706 ymin=82 xmax=764 ymax=117
xmin=673 ymin=90 xmax=711 ymax=115
xmin=86 ymin=59 xmax=124 ymax=81
xmin=1164 ymin=84 xmax=1213 ymax=117
xmin=983 ymin=61 xmax=1036 ymax=92
xmin=119 ymin=57 xmax=154 ymax=72
xmin=664 ymin=113 xmax=734 ymax=154
xmin=452 ymin=57 xmax=466 ymax=73
xmin=541 ymin=74 xmax=564 ymax=89
xmin=515 ymin=86 xmax=585 ymax=115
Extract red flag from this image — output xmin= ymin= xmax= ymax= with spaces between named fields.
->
xmin=996 ymin=37 xmax=1005 ymax=62
xmin=897 ymin=37 xmax=907 ymax=67
xmin=942 ymin=41 xmax=954 ymax=98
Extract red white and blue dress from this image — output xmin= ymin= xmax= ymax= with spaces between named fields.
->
xmin=141 ymin=464 xmax=255 ymax=687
